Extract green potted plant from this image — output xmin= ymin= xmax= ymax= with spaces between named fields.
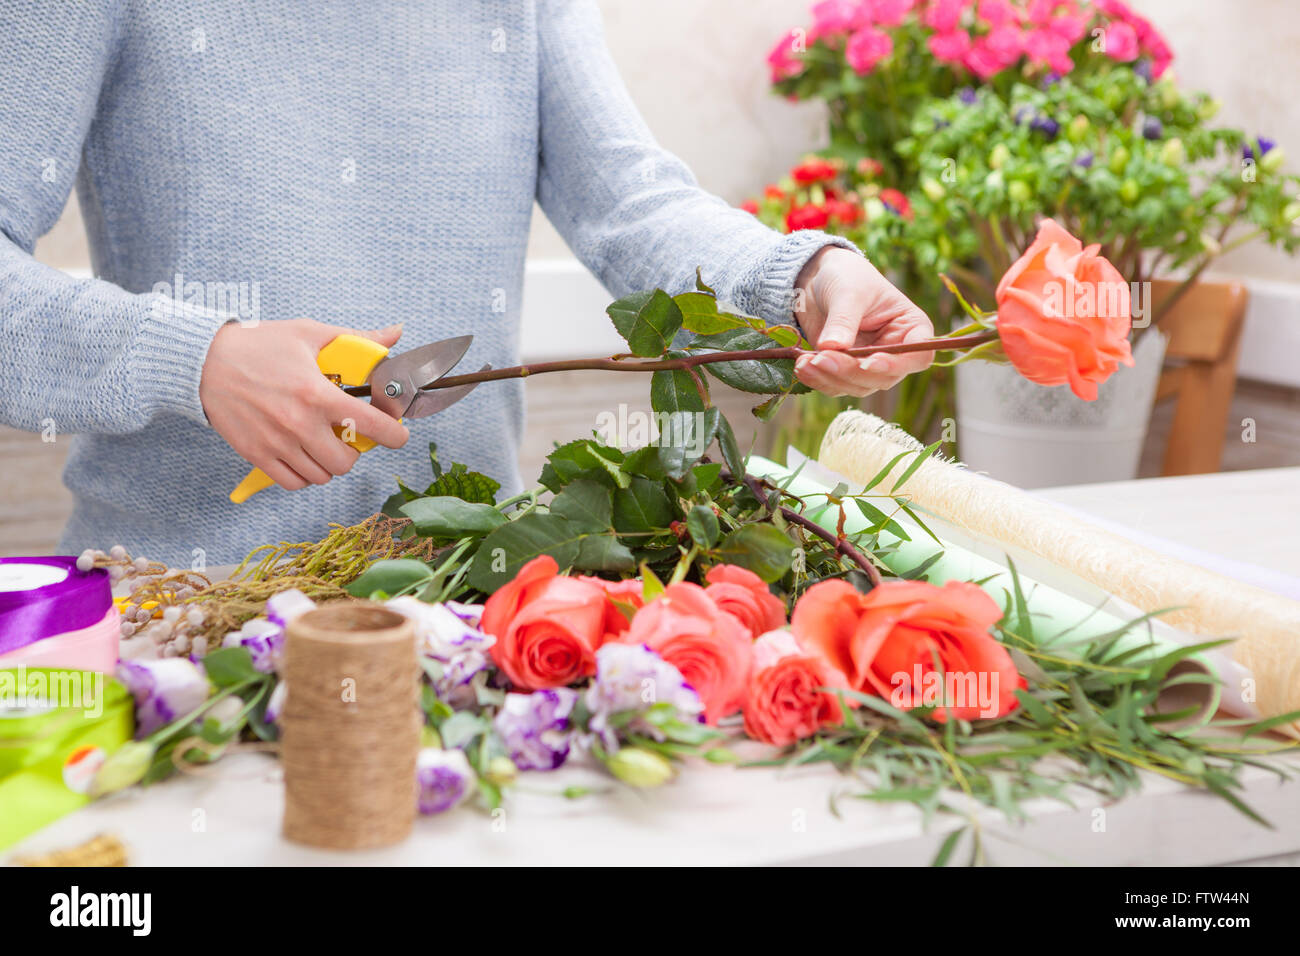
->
xmin=754 ymin=0 xmax=1300 ymax=478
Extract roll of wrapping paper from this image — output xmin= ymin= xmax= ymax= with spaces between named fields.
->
xmin=746 ymin=454 xmax=1227 ymax=726
xmin=813 ymin=410 xmax=1300 ymax=734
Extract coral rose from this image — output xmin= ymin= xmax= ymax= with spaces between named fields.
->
xmin=482 ymin=556 xmax=607 ymax=691
xmin=995 ymin=218 xmax=1134 ymax=400
xmin=791 ymin=579 xmax=1024 ymax=721
xmin=576 ymin=575 xmax=645 ymax=643
xmin=704 ymin=564 xmax=787 ymax=639
xmin=621 ymin=582 xmax=753 ymax=725
xmin=743 ymin=630 xmax=850 ymax=746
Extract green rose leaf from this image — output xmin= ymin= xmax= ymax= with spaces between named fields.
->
xmin=714 ymin=524 xmax=795 ymax=583
xmin=686 ymin=505 xmax=721 ymax=548
xmin=400 ymin=496 xmax=508 ymax=537
xmin=714 ymin=412 xmax=746 ymax=478
xmin=650 ymin=360 xmax=709 ymax=415
xmin=607 ymin=289 xmax=684 ymax=357
xmin=201 ymin=647 xmax=261 ymax=688
xmin=575 ymin=535 xmax=637 ymax=573
xmin=691 ymin=328 xmax=796 ymax=393
xmin=656 ymin=407 xmax=720 ymax=479
xmin=346 ymin=558 xmax=435 ymax=599
xmin=539 ymin=439 xmax=630 ymax=492
xmin=612 ymin=475 xmax=677 ymax=534
xmin=467 ymin=513 xmax=584 ymax=592
xmin=550 ymin=479 xmax=614 ymax=532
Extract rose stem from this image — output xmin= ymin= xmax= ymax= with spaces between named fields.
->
xmin=421 ymin=331 xmax=999 ymax=391
xmin=726 ymin=471 xmax=883 ymax=588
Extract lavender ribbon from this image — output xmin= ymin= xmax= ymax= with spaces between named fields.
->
xmin=0 ymin=556 xmax=113 ymax=653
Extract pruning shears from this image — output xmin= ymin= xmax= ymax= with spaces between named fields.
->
xmin=229 ymin=333 xmax=487 ymax=503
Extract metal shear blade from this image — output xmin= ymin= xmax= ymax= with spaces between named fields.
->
xmin=348 ymin=335 xmax=487 ymax=419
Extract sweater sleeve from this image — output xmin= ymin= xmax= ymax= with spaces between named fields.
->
xmin=0 ymin=0 xmax=230 ymax=435
xmin=534 ymin=0 xmax=858 ymax=326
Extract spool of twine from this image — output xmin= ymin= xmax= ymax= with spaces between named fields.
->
xmin=281 ymin=602 xmax=421 ymax=850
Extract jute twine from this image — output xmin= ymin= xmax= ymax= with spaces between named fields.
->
xmin=281 ymin=602 xmax=421 ymax=850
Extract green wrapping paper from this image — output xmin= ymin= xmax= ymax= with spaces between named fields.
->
xmin=747 ymin=455 xmax=1223 ymax=718
xmin=0 ymin=668 xmax=134 ymax=850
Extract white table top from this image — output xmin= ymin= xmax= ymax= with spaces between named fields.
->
xmin=9 ymin=468 xmax=1300 ymax=867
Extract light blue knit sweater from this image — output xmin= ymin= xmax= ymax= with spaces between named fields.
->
xmin=0 ymin=1 xmax=846 ymax=566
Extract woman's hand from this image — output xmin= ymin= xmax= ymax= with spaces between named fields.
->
xmin=793 ymin=247 xmax=935 ymax=396
xmin=199 ymin=319 xmax=411 ymax=490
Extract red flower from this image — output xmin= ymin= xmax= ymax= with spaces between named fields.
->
xmin=826 ymin=197 xmax=863 ymax=225
xmin=856 ymin=157 xmax=885 ymax=178
xmin=791 ymin=158 xmax=840 ymax=184
xmin=786 ymin=203 xmax=831 ymax=231
xmin=763 ymin=184 xmax=787 ymax=201
xmin=740 ymin=199 xmax=760 ymax=215
xmin=878 ymin=188 xmax=914 ymax=220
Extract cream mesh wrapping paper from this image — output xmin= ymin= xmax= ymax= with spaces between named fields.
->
xmin=817 ymin=411 xmax=1300 ymax=733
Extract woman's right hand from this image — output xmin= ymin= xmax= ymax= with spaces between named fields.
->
xmin=199 ymin=318 xmax=411 ymax=490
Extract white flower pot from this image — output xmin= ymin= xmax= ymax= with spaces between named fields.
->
xmin=953 ymin=330 xmax=1168 ymax=488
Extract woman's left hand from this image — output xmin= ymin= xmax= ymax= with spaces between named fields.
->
xmin=793 ymin=247 xmax=936 ymax=397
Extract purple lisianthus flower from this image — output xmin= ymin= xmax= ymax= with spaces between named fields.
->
xmin=265 ymin=589 xmax=315 ymax=628
xmin=1075 ymin=152 xmax=1094 ymax=168
xmin=1142 ymin=116 xmax=1164 ymax=140
xmin=1030 ymin=115 xmax=1060 ymax=139
xmin=958 ymin=86 xmax=977 ymax=105
xmin=264 ymin=680 xmax=287 ymax=725
xmin=387 ymin=597 xmax=495 ymax=708
xmin=1243 ymin=136 xmax=1276 ymax=160
xmin=492 ymin=688 xmax=578 ymax=771
xmin=116 ymin=658 xmax=210 ymax=738
xmin=222 ymin=617 xmax=284 ymax=673
xmin=416 ymin=747 xmax=475 ymax=815
xmin=1133 ymin=59 xmax=1154 ymax=84
xmin=585 ymin=643 xmax=703 ymax=751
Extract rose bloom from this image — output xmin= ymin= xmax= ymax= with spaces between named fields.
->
xmin=576 ymin=575 xmax=645 ymax=643
xmin=878 ymin=187 xmax=913 ymax=220
xmin=703 ymin=565 xmax=787 ymax=639
xmin=619 ymin=582 xmax=753 ymax=725
xmin=995 ymin=218 xmax=1134 ymax=401
xmin=845 ymin=27 xmax=893 ymax=74
xmin=792 ymin=157 xmax=839 ymax=184
xmin=791 ymin=579 xmax=1024 ymax=721
xmin=786 ymin=202 xmax=831 ymax=232
xmin=743 ymin=630 xmax=850 ymax=746
xmin=1102 ymin=19 xmax=1140 ymax=61
xmin=928 ymin=29 xmax=973 ymax=64
xmin=482 ymin=555 xmax=607 ymax=691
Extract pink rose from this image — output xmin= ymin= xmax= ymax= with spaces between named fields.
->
xmin=867 ymin=0 xmax=914 ymax=28
xmin=622 ymin=583 xmax=753 ymax=725
xmin=810 ymin=0 xmax=862 ymax=40
xmin=929 ymin=29 xmax=973 ymax=63
xmin=977 ymin=0 xmax=1019 ymax=29
xmin=1025 ymin=28 xmax=1073 ymax=73
xmin=922 ymin=0 xmax=968 ymax=33
xmin=767 ymin=29 xmax=805 ymax=82
xmin=845 ymin=27 xmax=893 ymax=74
xmin=1048 ymin=12 xmax=1087 ymax=45
xmin=743 ymin=630 xmax=850 ymax=746
xmin=576 ymin=575 xmax=645 ymax=643
xmin=704 ymin=565 xmax=787 ymax=639
xmin=1103 ymin=20 xmax=1140 ymax=62
xmin=985 ymin=23 xmax=1025 ymax=63
xmin=483 ymin=556 xmax=606 ymax=691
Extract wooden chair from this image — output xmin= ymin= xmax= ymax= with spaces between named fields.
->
xmin=1150 ymin=279 xmax=1249 ymax=476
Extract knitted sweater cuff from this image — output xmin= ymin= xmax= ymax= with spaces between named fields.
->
xmin=736 ymin=230 xmax=862 ymax=326
xmin=133 ymin=293 xmax=233 ymax=425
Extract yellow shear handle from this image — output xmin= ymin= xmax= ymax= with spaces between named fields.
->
xmin=230 ymin=334 xmax=392 ymax=504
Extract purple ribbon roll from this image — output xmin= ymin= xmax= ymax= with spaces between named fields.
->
xmin=0 ymin=556 xmax=113 ymax=653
